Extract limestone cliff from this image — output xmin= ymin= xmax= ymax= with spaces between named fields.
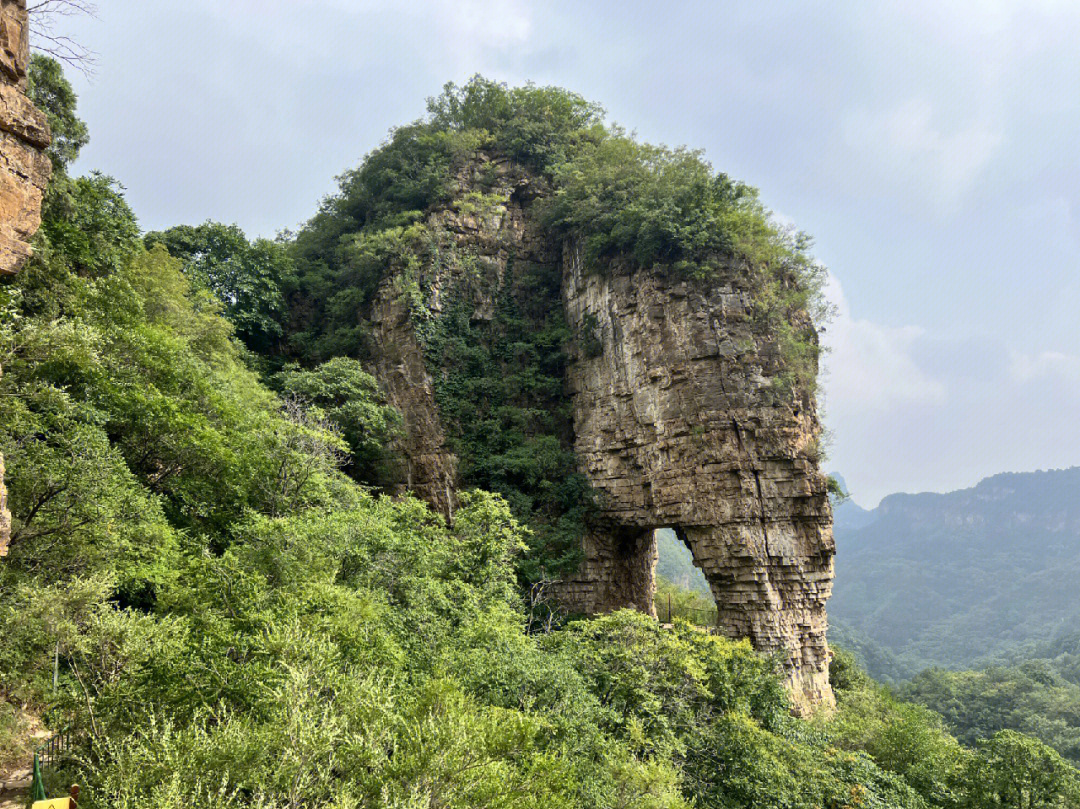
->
xmin=0 ymin=0 xmax=49 ymax=277
xmin=558 ymin=247 xmax=834 ymax=713
xmin=0 ymin=0 xmax=50 ymax=558
xmin=365 ymin=153 xmax=835 ymax=713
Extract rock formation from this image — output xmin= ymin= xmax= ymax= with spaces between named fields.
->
xmin=0 ymin=0 xmax=50 ymax=557
xmin=368 ymin=154 xmax=835 ymax=713
xmin=0 ymin=0 xmax=50 ymax=277
xmin=557 ymin=248 xmax=835 ymax=713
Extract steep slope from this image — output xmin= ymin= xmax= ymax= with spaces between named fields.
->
xmin=831 ymin=467 xmax=1080 ymax=675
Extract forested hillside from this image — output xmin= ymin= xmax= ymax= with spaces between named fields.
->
xmin=1 ymin=62 xmax=1078 ymax=807
xmin=823 ymin=468 xmax=1080 ymax=769
xmin=831 ymin=467 xmax=1080 ymax=675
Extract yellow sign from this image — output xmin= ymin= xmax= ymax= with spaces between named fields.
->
xmin=32 ymin=799 xmax=71 ymax=809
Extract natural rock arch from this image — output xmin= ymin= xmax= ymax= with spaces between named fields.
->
xmin=550 ymin=242 xmax=835 ymax=713
xmin=366 ymin=164 xmax=835 ymax=714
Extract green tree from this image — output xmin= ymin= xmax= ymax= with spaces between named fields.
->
xmin=145 ymin=222 xmax=290 ymax=354
xmin=27 ymin=54 xmax=89 ymax=170
xmin=274 ymin=357 xmax=401 ymax=486
xmin=903 ymin=664 xmax=1080 ymax=766
xmin=963 ymin=730 xmax=1080 ymax=809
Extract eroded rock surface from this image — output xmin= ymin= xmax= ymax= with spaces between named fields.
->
xmin=367 ymin=157 xmax=835 ymax=713
xmin=557 ymin=246 xmax=835 ymax=713
xmin=0 ymin=0 xmax=49 ymax=277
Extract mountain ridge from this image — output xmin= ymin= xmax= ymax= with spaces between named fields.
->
xmin=829 ymin=465 xmax=1080 ymax=677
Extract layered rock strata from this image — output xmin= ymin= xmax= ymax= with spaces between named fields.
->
xmin=557 ymin=246 xmax=835 ymax=713
xmin=367 ymin=158 xmax=835 ymax=712
xmin=0 ymin=0 xmax=50 ymax=276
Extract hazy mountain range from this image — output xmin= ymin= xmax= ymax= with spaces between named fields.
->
xmin=830 ymin=467 xmax=1080 ymax=680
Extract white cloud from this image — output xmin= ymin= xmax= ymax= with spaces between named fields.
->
xmin=422 ymin=0 xmax=533 ymax=75
xmin=1009 ymin=350 xmax=1080 ymax=386
xmin=820 ymin=273 xmax=945 ymax=411
xmin=204 ymin=0 xmax=533 ymax=75
xmin=822 ymin=274 xmax=1080 ymax=505
xmin=840 ymin=98 xmax=1002 ymax=213
xmin=435 ymin=0 xmax=533 ymax=49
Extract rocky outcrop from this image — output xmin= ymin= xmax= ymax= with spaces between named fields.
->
xmin=370 ymin=155 xmax=552 ymax=519
xmin=557 ymin=247 xmax=835 ymax=713
xmin=368 ymin=280 xmax=459 ymax=517
xmin=0 ymin=0 xmax=50 ymax=277
xmin=0 ymin=0 xmax=50 ymax=558
xmin=367 ymin=156 xmax=835 ymax=713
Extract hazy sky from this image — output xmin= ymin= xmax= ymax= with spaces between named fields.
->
xmin=58 ymin=0 xmax=1080 ymax=505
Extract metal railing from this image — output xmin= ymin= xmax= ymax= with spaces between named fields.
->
xmin=31 ymin=727 xmax=74 ymax=803
xmin=662 ymin=593 xmax=719 ymax=628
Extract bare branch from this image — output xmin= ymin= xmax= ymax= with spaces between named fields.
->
xmin=27 ymin=0 xmax=98 ymax=76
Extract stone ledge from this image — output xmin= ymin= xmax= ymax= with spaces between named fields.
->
xmin=0 ymin=82 xmax=48 ymax=148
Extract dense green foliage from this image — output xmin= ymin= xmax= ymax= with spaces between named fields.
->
xmin=826 ymin=652 xmax=1080 ymax=809
xmin=903 ymin=661 xmax=1080 ymax=767
xmin=829 ymin=620 xmax=919 ymax=685
xmin=655 ymin=576 xmax=717 ymax=628
xmin=145 ymin=222 xmax=291 ymax=356
xmin=3 ymin=61 xmax=1077 ymax=809
xmin=287 ymin=77 xmax=826 ymax=370
xmin=27 ymin=53 xmax=89 ymax=171
xmin=414 ymin=256 xmax=590 ymax=580
xmin=273 ymin=356 xmax=402 ymax=487
xmin=829 ymin=468 xmax=1080 ymax=771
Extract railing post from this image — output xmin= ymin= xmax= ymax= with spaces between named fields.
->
xmin=31 ymin=752 xmax=46 ymax=802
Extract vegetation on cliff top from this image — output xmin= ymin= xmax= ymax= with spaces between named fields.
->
xmin=286 ymin=76 xmax=827 ymax=382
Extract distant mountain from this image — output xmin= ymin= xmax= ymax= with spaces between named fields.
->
xmin=829 ymin=467 xmax=1080 ymax=680
xmin=829 ymin=472 xmax=878 ymax=532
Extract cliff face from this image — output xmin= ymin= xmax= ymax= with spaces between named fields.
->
xmin=367 ymin=156 xmax=835 ymax=713
xmin=0 ymin=0 xmax=49 ymax=276
xmin=0 ymin=0 xmax=50 ymax=559
xmin=559 ymin=247 xmax=835 ymax=713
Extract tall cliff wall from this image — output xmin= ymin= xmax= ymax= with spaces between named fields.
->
xmin=366 ymin=156 xmax=835 ymax=713
xmin=0 ymin=0 xmax=49 ymax=276
xmin=558 ymin=247 xmax=834 ymax=713
xmin=0 ymin=0 xmax=50 ymax=558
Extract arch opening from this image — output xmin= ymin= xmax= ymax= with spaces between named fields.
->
xmin=654 ymin=527 xmax=717 ymax=627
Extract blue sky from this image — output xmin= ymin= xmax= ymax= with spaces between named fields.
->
xmin=59 ymin=0 xmax=1080 ymax=505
